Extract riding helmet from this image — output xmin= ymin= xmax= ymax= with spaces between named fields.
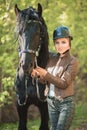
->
xmin=53 ymin=25 xmax=73 ymax=40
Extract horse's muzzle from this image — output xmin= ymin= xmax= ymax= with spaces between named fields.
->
xmin=20 ymin=60 xmax=34 ymax=74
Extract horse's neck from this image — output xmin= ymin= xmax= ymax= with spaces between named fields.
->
xmin=37 ymin=23 xmax=49 ymax=68
xmin=37 ymin=43 xmax=49 ymax=68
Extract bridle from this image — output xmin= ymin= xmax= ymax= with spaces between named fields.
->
xmin=17 ymin=19 xmax=46 ymax=106
xmin=18 ymin=19 xmax=43 ymax=61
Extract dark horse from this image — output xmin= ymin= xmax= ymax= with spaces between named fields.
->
xmin=14 ymin=3 xmax=49 ymax=130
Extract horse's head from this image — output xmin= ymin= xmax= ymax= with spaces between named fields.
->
xmin=15 ymin=4 xmax=46 ymax=74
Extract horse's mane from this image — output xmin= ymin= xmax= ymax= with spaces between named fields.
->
xmin=37 ymin=18 xmax=49 ymax=68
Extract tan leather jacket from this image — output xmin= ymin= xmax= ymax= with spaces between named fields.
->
xmin=44 ymin=51 xmax=78 ymax=99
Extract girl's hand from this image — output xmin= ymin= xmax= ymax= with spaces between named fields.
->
xmin=31 ymin=69 xmax=40 ymax=78
xmin=35 ymin=66 xmax=47 ymax=77
xmin=31 ymin=66 xmax=47 ymax=79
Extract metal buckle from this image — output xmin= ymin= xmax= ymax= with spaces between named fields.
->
xmin=48 ymin=96 xmax=55 ymax=100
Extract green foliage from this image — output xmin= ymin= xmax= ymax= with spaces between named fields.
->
xmin=0 ymin=76 xmax=14 ymax=107
xmin=0 ymin=119 xmax=40 ymax=130
xmin=70 ymin=103 xmax=87 ymax=130
xmin=0 ymin=91 xmax=12 ymax=107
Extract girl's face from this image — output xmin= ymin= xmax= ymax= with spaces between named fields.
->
xmin=54 ymin=38 xmax=70 ymax=54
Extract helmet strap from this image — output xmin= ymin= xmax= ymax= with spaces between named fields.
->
xmin=62 ymin=49 xmax=70 ymax=55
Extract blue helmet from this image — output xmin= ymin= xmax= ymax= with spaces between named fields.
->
xmin=53 ymin=25 xmax=73 ymax=40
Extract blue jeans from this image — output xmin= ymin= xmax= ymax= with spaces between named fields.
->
xmin=47 ymin=96 xmax=75 ymax=130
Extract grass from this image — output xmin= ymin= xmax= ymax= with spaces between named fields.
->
xmin=0 ymin=102 xmax=87 ymax=130
xmin=0 ymin=119 xmax=40 ymax=130
xmin=70 ymin=102 xmax=87 ymax=130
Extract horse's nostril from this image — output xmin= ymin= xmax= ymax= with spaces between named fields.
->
xmin=20 ymin=60 xmax=24 ymax=67
xmin=22 ymin=64 xmax=28 ymax=71
xmin=30 ymin=62 xmax=33 ymax=68
xmin=20 ymin=61 xmax=26 ymax=69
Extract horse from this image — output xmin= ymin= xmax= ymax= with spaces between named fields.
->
xmin=14 ymin=3 xmax=49 ymax=130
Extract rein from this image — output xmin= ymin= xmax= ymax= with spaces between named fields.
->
xmin=17 ymin=48 xmax=46 ymax=106
xmin=17 ymin=47 xmax=40 ymax=106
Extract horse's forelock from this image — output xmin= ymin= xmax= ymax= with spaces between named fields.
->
xmin=19 ymin=7 xmax=39 ymax=21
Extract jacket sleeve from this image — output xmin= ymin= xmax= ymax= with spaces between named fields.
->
xmin=44 ymin=58 xmax=78 ymax=89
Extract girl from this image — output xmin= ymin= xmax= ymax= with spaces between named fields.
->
xmin=31 ymin=25 xmax=78 ymax=130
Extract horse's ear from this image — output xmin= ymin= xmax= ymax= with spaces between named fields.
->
xmin=14 ymin=4 xmax=20 ymax=16
xmin=37 ymin=3 xmax=42 ymax=17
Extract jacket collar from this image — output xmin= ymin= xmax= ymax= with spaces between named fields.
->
xmin=57 ymin=50 xmax=70 ymax=58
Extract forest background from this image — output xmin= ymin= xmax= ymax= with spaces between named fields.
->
xmin=0 ymin=0 xmax=87 ymax=129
